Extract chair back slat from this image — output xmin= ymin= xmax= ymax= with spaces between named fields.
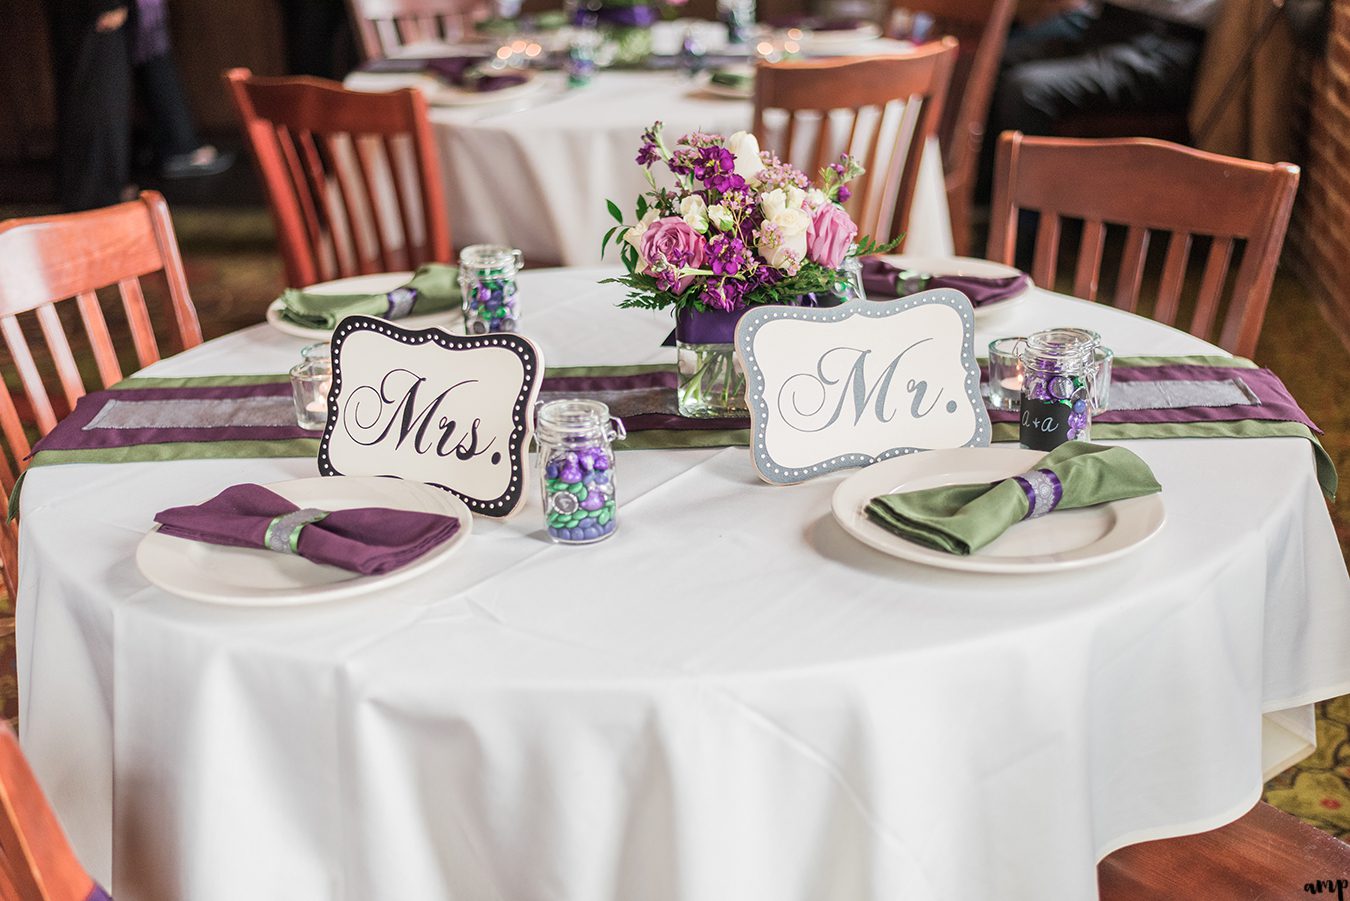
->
xmin=344 ymin=0 xmax=490 ymax=60
xmin=1113 ymin=225 xmax=1150 ymax=313
xmin=888 ymin=0 xmax=1016 ymax=253
xmin=753 ymin=41 xmax=958 ymax=246
xmin=74 ymin=292 xmax=124 ymax=388
xmin=117 ymin=277 xmax=161 ymax=368
xmin=1154 ymin=232 xmax=1193 ymax=327
xmin=1031 ymin=212 xmax=1059 ymax=288
xmin=33 ymin=305 xmax=86 ymax=411
xmin=1072 ymin=219 xmax=1106 ymax=301
xmin=226 ymin=68 xmax=452 ymax=289
xmin=1193 ymin=237 xmax=1235 ymax=343
xmin=0 ymin=723 xmax=97 ymax=901
xmin=987 ymin=132 xmax=1299 ymax=357
xmin=0 ymin=317 xmax=56 ymax=438
xmin=0 ymin=191 xmax=202 ymax=602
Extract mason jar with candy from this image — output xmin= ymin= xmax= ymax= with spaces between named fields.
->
xmin=535 ymin=399 xmax=626 ymax=544
xmin=1018 ymin=328 xmax=1097 ymax=451
xmin=458 ymin=244 xmax=523 ymax=334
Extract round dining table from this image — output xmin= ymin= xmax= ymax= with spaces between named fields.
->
xmin=346 ymin=57 xmax=953 ymax=266
xmin=18 ymin=265 xmax=1350 ymax=901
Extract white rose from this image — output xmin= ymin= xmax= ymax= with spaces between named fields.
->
xmin=707 ymin=203 xmax=734 ymax=231
xmin=759 ymin=229 xmax=808 ymax=271
xmin=624 ymin=209 xmax=660 ymax=259
xmin=805 ymin=188 xmax=828 ymax=211
xmin=761 ymin=188 xmax=812 ymax=238
xmin=679 ymin=195 xmax=709 ymax=233
xmin=726 ymin=131 xmax=764 ymax=184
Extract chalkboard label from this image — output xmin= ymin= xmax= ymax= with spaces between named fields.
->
xmin=1019 ymin=396 xmax=1072 ymax=451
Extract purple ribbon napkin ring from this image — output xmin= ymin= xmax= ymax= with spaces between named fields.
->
xmin=1012 ymin=469 xmax=1063 ymax=520
xmin=385 ymin=286 xmax=418 ymax=319
xmin=263 ymin=508 xmax=330 ymax=554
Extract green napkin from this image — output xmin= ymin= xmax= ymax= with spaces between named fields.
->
xmin=710 ymin=68 xmax=755 ymax=91
xmin=864 ymin=442 xmax=1162 ymax=555
xmin=278 ymin=263 xmax=460 ymax=330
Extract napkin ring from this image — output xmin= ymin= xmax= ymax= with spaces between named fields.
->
xmin=1012 ymin=469 xmax=1062 ymax=520
xmin=263 ymin=508 xmax=331 ymax=554
xmin=385 ymin=286 xmax=418 ymax=319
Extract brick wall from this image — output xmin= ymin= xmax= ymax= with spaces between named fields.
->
xmin=1291 ymin=0 xmax=1350 ymax=327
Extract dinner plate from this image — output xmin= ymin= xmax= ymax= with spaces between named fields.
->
xmin=137 ymin=476 xmax=473 ymax=605
xmin=432 ymin=71 xmax=546 ymax=106
xmin=796 ymin=23 xmax=883 ymax=51
xmin=694 ymin=68 xmax=755 ymax=99
xmin=876 ymin=254 xmax=1032 ymax=318
xmin=265 ymin=271 xmax=462 ymax=340
xmin=831 ymin=447 xmax=1165 ymax=573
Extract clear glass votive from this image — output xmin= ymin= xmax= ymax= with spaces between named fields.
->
xmin=1091 ymin=345 xmax=1114 ymax=414
xmin=987 ymin=336 xmax=1025 ymax=412
xmin=290 ymin=359 xmax=332 ymax=431
xmin=300 ymin=342 xmax=330 ymax=362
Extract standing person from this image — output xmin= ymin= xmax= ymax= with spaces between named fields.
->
xmin=992 ymin=0 xmax=1220 ymax=138
xmin=277 ymin=0 xmax=355 ymax=79
xmin=42 ymin=0 xmax=133 ymax=211
xmin=131 ymin=0 xmax=234 ymax=179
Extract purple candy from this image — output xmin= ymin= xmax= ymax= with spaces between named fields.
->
xmin=580 ymin=491 xmax=605 ymax=511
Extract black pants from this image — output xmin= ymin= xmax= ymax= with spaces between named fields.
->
xmin=43 ymin=2 xmax=132 ymax=212
xmin=136 ymin=52 xmax=201 ymax=161
xmin=993 ymin=4 xmax=1207 ymax=137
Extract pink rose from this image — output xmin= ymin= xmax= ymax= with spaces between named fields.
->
xmin=806 ymin=203 xmax=858 ymax=270
xmin=641 ymin=216 xmax=706 ymax=294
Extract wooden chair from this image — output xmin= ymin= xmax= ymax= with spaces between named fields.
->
xmin=887 ymin=0 xmax=1017 ymax=254
xmin=752 ymin=40 xmax=958 ymax=249
xmin=1099 ymin=800 xmax=1350 ymax=899
xmin=225 ymin=68 xmax=453 ymax=289
xmin=0 ymin=190 xmax=202 ymax=615
xmin=344 ymin=0 xmax=492 ymax=61
xmin=988 ymin=132 xmax=1299 ymax=358
xmin=0 ymin=721 xmax=103 ymax=901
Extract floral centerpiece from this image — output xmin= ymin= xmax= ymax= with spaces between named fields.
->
xmin=603 ymin=121 xmax=894 ymax=418
xmin=570 ymin=0 xmax=683 ymax=65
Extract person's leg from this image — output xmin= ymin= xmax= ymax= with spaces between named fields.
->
xmin=43 ymin=2 xmax=133 ymax=211
xmin=134 ymin=51 xmax=201 ymax=161
xmin=1002 ymin=5 xmax=1098 ymax=69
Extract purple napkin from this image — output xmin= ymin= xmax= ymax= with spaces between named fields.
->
xmin=154 ymin=484 xmax=461 ymax=576
xmin=424 ymin=57 xmax=529 ymax=92
xmin=363 ymin=56 xmax=528 ymax=92
xmin=860 ymin=257 xmax=1030 ymax=306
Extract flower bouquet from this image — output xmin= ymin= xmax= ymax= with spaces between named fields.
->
xmin=603 ymin=121 xmax=895 ymax=418
xmin=570 ymin=0 xmax=683 ymax=65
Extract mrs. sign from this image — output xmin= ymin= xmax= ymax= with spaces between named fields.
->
xmin=318 ymin=316 xmax=544 ymax=516
xmin=735 ymin=290 xmax=991 ymax=484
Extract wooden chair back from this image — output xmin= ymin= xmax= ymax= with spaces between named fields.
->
xmin=225 ymin=68 xmax=453 ymax=289
xmin=0 ymin=722 xmax=98 ymax=901
xmin=752 ymin=40 xmax=958 ymax=248
xmin=988 ymin=132 xmax=1299 ymax=358
xmin=345 ymin=0 xmax=492 ymax=61
xmin=0 ymin=191 xmax=203 ymax=600
xmin=888 ymin=0 xmax=1016 ymax=253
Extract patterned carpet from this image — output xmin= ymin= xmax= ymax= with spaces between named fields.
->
xmin=0 ymin=205 xmax=1347 ymax=841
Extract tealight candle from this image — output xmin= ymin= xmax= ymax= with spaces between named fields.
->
xmin=290 ymin=361 xmax=332 ymax=431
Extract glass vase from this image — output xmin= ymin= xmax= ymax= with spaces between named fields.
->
xmin=603 ymin=25 xmax=654 ymax=66
xmin=676 ymin=340 xmax=747 ymax=418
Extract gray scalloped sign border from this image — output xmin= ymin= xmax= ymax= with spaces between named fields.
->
xmin=734 ymin=290 xmax=993 ymax=485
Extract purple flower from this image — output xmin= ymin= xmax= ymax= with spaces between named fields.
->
xmin=640 ymin=217 xmax=707 ymax=294
xmin=836 ymin=184 xmax=852 ymax=204
xmin=707 ymin=233 xmax=748 ymax=276
xmin=691 ymin=147 xmax=746 ymax=193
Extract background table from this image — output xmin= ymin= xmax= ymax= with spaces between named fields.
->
xmin=347 ymin=63 xmax=953 ymax=266
xmin=19 ymin=268 xmax=1350 ymax=901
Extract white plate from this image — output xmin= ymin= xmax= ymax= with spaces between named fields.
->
xmin=266 ymin=271 xmax=462 ymax=340
xmin=877 ymin=254 xmax=1032 ymax=318
xmin=796 ymin=23 xmax=882 ymax=50
xmin=431 ymin=71 xmax=546 ymax=106
xmin=137 ymin=476 xmax=473 ymax=605
xmin=831 ymin=447 xmax=1165 ymax=573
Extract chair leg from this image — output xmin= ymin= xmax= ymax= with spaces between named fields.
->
xmin=946 ymin=178 xmax=972 ymax=257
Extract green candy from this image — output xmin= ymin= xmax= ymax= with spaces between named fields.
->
xmin=596 ymin=509 xmax=611 ymax=526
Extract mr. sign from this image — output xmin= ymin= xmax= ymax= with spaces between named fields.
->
xmin=735 ymin=291 xmax=991 ymax=484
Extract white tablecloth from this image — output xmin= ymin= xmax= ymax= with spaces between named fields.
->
xmin=19 ymin=268 xmax=1350 ymax=901
xmin=345 ymin=68 xmax=954 ymax=265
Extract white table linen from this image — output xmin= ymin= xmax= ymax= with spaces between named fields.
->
xmin=344 ymin=68 xmax=953 ymax=266
xmin=19 ymin=268 xmax=1350 ymax=901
